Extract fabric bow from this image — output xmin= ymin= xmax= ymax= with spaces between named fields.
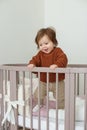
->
xmin=2 ymin=95 xmax=25 ymax=125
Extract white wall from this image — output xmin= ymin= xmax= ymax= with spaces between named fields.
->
xmin=0 ymin=0 xmax=44 ymax=64
xmin=45 ymin=0 xmax=87 ymax=64
xmin=0 ymin=0 xmax=87 ymax=65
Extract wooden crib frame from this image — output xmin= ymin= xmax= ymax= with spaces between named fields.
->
xmin=0 ymin=64 xmax=87 ymax=130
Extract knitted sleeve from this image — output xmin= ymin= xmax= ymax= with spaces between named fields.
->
xmin=28 ymin=51 xmax=41 ymax=66
xmin=54 ymin=48 xmax=68 ymax=67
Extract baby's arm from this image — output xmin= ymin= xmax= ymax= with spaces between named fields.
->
xmin=27 ymin=64 xmax=35 ymax=70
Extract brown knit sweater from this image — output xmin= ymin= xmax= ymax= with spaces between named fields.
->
xmin=29 ymin=47 xmax=68 ymax=82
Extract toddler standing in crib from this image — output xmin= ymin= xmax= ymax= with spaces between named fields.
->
xmin=28 ymin=27 xmax=68 ymax=112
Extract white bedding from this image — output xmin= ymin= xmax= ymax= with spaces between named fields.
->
xmin=17 ymin=77 xmax=85 ymax=130
xmin=17 ymin=78 xmax=85 ymax=122
xmin=3 ymin=78 xmax=85 ymax=130
xmin=17 ymin=97 xmax=84 ymax=130
xmin=18 ymin=115 xmax=84 ymax=130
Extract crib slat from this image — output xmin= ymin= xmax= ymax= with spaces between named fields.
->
xmin=38 ymin=72 xmax=41 ymax=130
xmin=46 ymin=72 xmax=49 ymax=130
xmin=22 ymin=71 xmax=26 ymax=130
xmin=0 ymin=70 xmax=4 ymax=130
xmin=4 ymin=70 xmax=9 ymax=130
xmin=84 ymin=74 xmax=87 ymax=130
xmin=10 ymin=70 xmax=18 ymax=130
xmin=29 ymin=72 xmax=33 ymax=130
xmin=69 ymin=73 xmax=75 ymax=130
xmin=65 ymin=73 xmax=70 ymax=130
xmin=56 ymin=73 xmax=58 ymax=130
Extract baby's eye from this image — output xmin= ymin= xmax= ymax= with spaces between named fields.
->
xmin=39 ymin=44 xmax=42 ymax=47
xmin=45 ymin=43 xmax=48 ymax=45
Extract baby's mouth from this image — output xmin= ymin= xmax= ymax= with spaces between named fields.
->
xmin=44 ymin=48 xmax=48 ymax=52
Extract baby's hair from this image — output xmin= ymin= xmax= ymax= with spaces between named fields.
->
xmin=35 ymin=27 xmax=58 ymax=48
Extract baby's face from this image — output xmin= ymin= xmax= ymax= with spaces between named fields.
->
xmin=38 ymin=35 xmax=54 ymax=54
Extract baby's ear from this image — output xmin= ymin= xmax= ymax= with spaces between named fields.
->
xmin=53 ymin=44 xmax=56 ymax=47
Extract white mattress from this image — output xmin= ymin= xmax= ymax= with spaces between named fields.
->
xmin=18 ymin=115 xmax=84 ymax=130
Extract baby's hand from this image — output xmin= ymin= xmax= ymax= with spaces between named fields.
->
xmin=49 ymin=64 xmax=58 ymax=70
xmin=27 ymin=64 xmax=35 ymax=70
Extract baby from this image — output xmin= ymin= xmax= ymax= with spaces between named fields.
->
xmin=28 ymin=27 xmax=68 ymax=111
